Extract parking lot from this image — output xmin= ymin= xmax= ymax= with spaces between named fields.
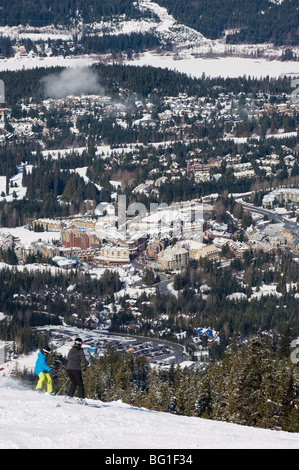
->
xmin=111 ymin=340 xmax=172 ymax=364
xmin=45 ymin=327 xmax=186 ymax=367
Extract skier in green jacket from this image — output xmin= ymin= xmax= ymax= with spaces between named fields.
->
xmin=35 ymin=347 xmax=53 ymax=394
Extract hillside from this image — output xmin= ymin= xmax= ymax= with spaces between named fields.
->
xmin=1 ymin=376 xmax=299 ymax=449
xmin=0 ymin=0 xmax=150 ymax=26
xmin=155 ymin=0 xmax=299 ymax=45
xmin=0 ymin=0 xmax=298 ymax=47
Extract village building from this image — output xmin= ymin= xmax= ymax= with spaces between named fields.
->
xmin=247 ymin=223 xmax=289 ymax=252
xmin=87 ymin=233 xmax=102 ymax=249
xmin=96 ymin=244 xmax=130 ymax=264
xmin=146 ymin=238 xmax=168 ymax=260
xmin=0 ymin=340 xmax=9 ymax=362
xmin=30 ymin=241 xmax=61 ymax=259
xmin=84 ymin=315 xmax=100 ymax=329
xmin=65 ymin=218 xmax=97 ymax=230
xmin=61 ymin=228 xmax=90 ymax=250
xmin=282 ymin=227 xmax=299 ymax=254
xmin=188 ymin=241 xmax=220 ymax=261
xmin=32 ymin=218 xmax=63 ymax=231
xmin=157 ymin=244 xmax=189 ymax=271
xmin=262 ymin=188 xmax=299 ymax=208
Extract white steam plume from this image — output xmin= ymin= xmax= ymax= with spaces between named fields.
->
xmin=41 ymin=66 xmax=103 ymax=99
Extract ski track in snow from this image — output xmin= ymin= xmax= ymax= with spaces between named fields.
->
xmin=0 ymin=378 xmax=299 ymax=449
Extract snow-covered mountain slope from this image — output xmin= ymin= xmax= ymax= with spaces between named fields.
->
xmin=1 ymin=377 xmax=299 ymax=449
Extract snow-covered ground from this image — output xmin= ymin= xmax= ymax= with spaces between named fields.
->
xmin=0 ymin=55 xmax=95 ymax=72
xmin=130 ymin=52 xmax=299 ymax=79
xmin=0 ymin=226 xmax=60 ymax=248
xmin=0 ymin=376 xmax=299 ymax=449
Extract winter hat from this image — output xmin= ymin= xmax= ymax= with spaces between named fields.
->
xmin=42 ymin=347 xmax=51 ymax=354
xmin=75 ymin=338 xmax=83 ymax=346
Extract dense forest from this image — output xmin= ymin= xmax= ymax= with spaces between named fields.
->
xmin=0 ymin=0 xmax=298 ymax=45
xmin=156 ymin=0 xmax=299 ymax=45
xmin=0 ymin=0 xmax=156 ymax=26
xmin=80 ymin=32 xmax=161 ymax=56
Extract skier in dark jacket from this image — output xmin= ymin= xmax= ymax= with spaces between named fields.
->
xmin=66 ymin=338 xmax=89 ymax=404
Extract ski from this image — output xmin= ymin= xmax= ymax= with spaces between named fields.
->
xmin=64 ymin=397 xmax=103 ymax=408
xmin=41 ymin=392 xmax=103 ymax=408
xmin=84 ymin=402 xmax=103 ymax=409
xmin=36 ymin=390 xmax=56 ymax=396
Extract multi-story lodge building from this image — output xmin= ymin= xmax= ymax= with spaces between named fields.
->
xmin=262 ymin=188 xmax=299 ymax=208
xmin=157 ymin=244 xmax=189 ymax=271
xmin=97 ymin=244 xmax=130 ymax=264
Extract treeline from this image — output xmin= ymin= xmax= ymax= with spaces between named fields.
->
xmin=0 ymin=143 xmax=35 ymax=180
xmin=81 ymin=32 xmax=161 ymax=56
xmin=156 ymin=0 xmax=299 ymax=45
xmin=0 ymin=266 xmax=122 ymax=309
xmin=153 ymin=173 xmax=252 ymax=206
xmin=2 ymin=324 xmax=51 ymax=355
xmin=0 ymin=32 xmax=161 ymax=59
xmin=23 ymin=331 xmax=298 ymax=432
xmin=94 ymin=63 xmax=293 ymax=100
xmin=0 ymin=36 xmax=13 ymax=57
xmin=0 ymin=0 xmax=148 ymax=26
xmin=0 ymin=142 xmax=101 ymax=225
xmin=24 ymin=165 xmax=100 ymax=210
xmin=0 ymin=198 xmax=68 ymax=227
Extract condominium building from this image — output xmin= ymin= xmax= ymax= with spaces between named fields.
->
xmin=97 ymin=244 xmax=130 ymax=264
xmin=157 ymin=244 xmax=189 ymax=271
xmin=188 ymin=241 xmax=220 ymax=261
xmin=262 ymin=188 xmax=299 ymax=208
xmin=61 ymin=228 xmax=90 ymax=250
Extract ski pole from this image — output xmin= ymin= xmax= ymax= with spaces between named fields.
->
xmin=57 ymin=377 xmax=69 ymax=396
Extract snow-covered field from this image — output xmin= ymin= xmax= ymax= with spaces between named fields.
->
xmin=130 ymin=52 xmax=299 ymax=79
xmin=0 ymin=55 xmax=96 ymax=73
xmin=0 ymin=46 xmax=297 ymax=80
xmin=0 ymin=376 xmax=299 ymax=449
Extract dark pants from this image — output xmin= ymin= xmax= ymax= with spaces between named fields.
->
xmin=67 ymin=369 xmax=85 ymax=398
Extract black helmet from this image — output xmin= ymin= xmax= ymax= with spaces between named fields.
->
xmin=42 ymin=347 xmax=51 ymax=355
xmin=75 ymin=338 xmax=83 ymax=346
